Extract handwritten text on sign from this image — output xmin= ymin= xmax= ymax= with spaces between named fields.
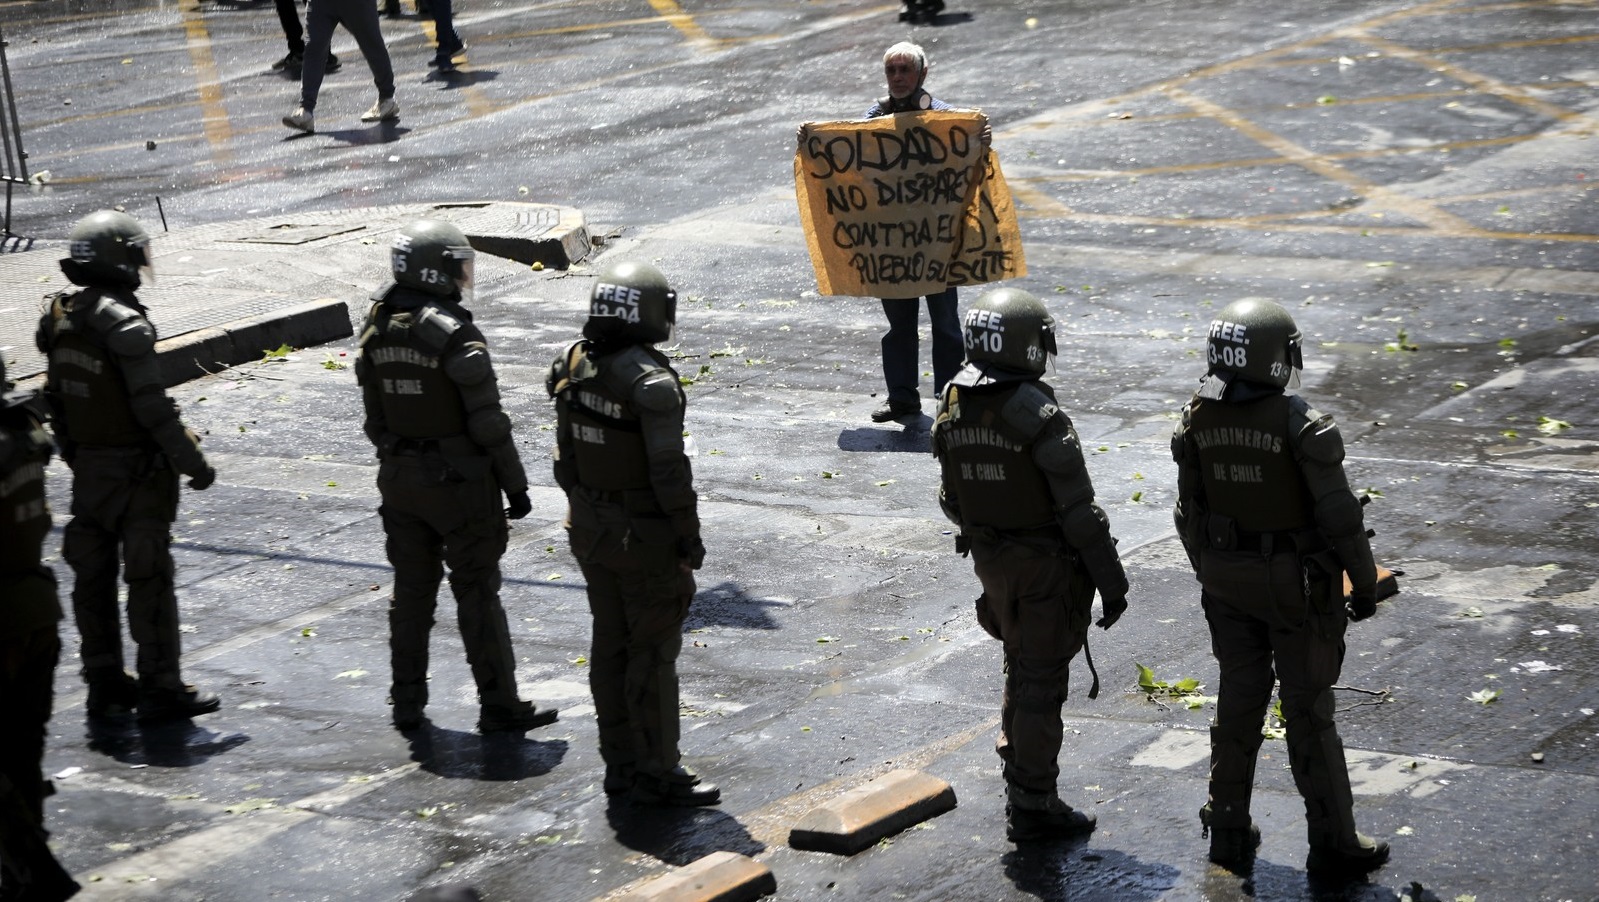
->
xmin=794 ymin=110 xmax=1026 ymax=297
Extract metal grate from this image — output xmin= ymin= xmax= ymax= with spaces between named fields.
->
xmin=0 ymin=23 xmax=30 ymax=237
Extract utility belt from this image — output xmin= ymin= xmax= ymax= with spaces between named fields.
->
xmin=576 ymin=484 xmax=664 ymax=517
xmin=73 ymin=442 xmax=168 ymax=475
xmin=958 ymin=522 xmax=1061 ymax=556
xmin=388 ymin=435 xmax=483 ymax=458
xmin=1203 ymin=513 xmax=1322 ymax=557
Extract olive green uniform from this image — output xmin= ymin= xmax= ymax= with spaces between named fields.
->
xmin=1172 ymin=388 xmax=1378 ymax=853
xmin=934 ymin=369 xmax=1128 ymax=795
xmin=356 ymin=287 xmax=532 ymax=720
xmin=36 ymin=288 xmax=212 ymax=698
xmin=548 ymin=340 xmax=701 ymax=787
xmin=0 ymin=385 xmax=79 ymax=900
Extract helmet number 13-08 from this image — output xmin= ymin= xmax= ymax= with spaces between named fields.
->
xmin=1209 ymin=344 xmax=1247 ymax=368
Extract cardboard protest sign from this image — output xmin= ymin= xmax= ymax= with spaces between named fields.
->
xmin=794 ymin=109 xmax=1025 ymax=298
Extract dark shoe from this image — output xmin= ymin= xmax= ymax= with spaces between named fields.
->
xmin=603 ymin=763 xmax=636 ymax=796
xmin=383 ymin=0 xmax=402 ymax=17
xmin=870 ymin=400 xmax=920 ymax=423
xmin=430 ymin=41 xmax=465 ymax=69
xmin=86 ymin=669 xmax=139 ymax=718
xmin=271 ymin=51 xmax=303 ymax=72
xmin=417 ymin=0 xmax=432 ymax=14
xmin=392 ymin=703 xmax=426 ymax=732
xmin=137 ymin=684 xmax=221 ymax=723
xmin=1006 ymin=787 xmax=1096 ymax=842
xmin=630 ymin=766 xmax=721 ymax=807
xmin=477 ymin=702 xmax=558 ymax=733
xmin=325 ymin=53 xmax=342 ymax=73
xmin=1306 ymin=833 xmax=1391 ymax=876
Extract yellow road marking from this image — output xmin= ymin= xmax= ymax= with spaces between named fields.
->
xmin=1349 ymin=31 xmax=1599 ymax=129
xmin=177 ymin=0 xmax=233 ymax=164
xmin=646 ymin=0 xmax=719 ymax=49
xmin=1163 ymin=86 xmax=1480 ymax=231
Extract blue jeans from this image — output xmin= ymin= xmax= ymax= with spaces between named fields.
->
xmin=880 ymin=287 xmax=961 ymax=406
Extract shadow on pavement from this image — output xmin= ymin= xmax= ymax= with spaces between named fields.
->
xmin=85 ymin=717 xmax=250 ymax=767
xmin=837 ymin=423 xmax=931 ymax=453
xmin=1003 ymin=842 xmax=1180 ymax=901
xmin=685 ymin=581 xmax=785 ymax=631
xmin=603 ymin=797 xmax=765 ymax=867
xmin=405 ymin=725 xmax=567 ymax=781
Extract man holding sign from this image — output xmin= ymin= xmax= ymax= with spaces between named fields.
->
xmin=797 ymin=42 xmax=1009 ymax=424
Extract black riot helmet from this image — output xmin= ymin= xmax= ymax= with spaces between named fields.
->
xmin=1202 ymin=297 xmax=1303 ymax=395
xmin=962 ymin=287 xmax=1057 ymax=375
xmin=391 ymin=219 xmax=476 ymax=301
xmin=584 ymin=261 xmax=677 ymax=345
xmin=61 ymin=210 xmax=154 ymax=288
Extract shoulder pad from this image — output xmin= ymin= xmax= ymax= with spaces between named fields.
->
xmin=369 ymin=282 xmax=400 ymax=304
xmin=634 ymin=368 xmax=684 ymax=413
xmin=1290 ymin=395 xmax=1345 ymax=465
xmin=92 ymin=297 xmax=156 ymax=356
xmin=948 ymin=364 xmax=984 ymax=390
xmin=1034 ymin=417 xmax=1086 ymax=476
xmin=547 ymin=340 xmax=592 ymax=398
xmin=998 ymin=381 xmax=1061 ymax=440
xmin=444 ymin=342 xmax=493 ymax=385
xmin=1171 ymin=402 xmax=1195 ymax=462
xmin=412 ymin=303 xmax=465 ymax=355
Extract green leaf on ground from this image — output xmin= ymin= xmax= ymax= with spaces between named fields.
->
xmin=1468 ymin=688 xmax=1501 ymax=705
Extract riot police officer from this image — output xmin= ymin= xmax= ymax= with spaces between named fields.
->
xmin=36 ymin=209 xmax=220 ymax=723
xmin=1171 ymin=298 xmax=1389 ymax=875
xmin=932 ymin=288 xmax=1129 ymax=842
xmin=0 ymin=357 xmax=80 ymax=901
xmin=546 ymin=261 xmax=717 ymax=807
xmin=356 ymin=219 xmax=555 ymax=735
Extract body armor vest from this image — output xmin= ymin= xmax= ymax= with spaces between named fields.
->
xmin=563 ymin=345 xmax=651 ymax=493
xmin=938 ymin=386 xmax=1056 ymax=532
xmin=43 ymin=292 xmax=145 ymax=446
xmin=0 ymin=401 xmax=53 ymax=573
xmin=365 ymin=308 xmax=467 ymax=440
xmin=1190 ymin=393 xmax=1313 ymax=533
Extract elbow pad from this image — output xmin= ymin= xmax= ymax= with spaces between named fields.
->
xmin=444 ymin=343 xmax=493 ymax=386
xmin=488 ymin=441 xmax=528 ymax=495
xmin=130 ymin=390 xmax=180 ymax=431
xmin=467 ymin=407 xmax=513 ymax=448
xmin=104 ymin=317 xmax=157 ymax=357
xmin=149 ymin=418 xmax=208 ymax=477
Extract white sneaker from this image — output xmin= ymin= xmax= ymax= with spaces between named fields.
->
xmin=282 ymin=106 xmax=314 ymax=133
xmin=361 ymin=97 xmax=400 ymax=123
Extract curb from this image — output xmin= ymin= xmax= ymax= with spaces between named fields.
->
xmin=603 ymin=851 xmax=775 ymax=902
xmin=155 ymin=298 xmax=353 ymax=387
xmin=787 ymin=768 xmax=958 ymax=855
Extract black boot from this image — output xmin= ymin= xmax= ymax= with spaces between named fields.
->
xmin=477 ymin=701 xmax=558 ymax=734
xmin=1005 ymin=786 xmax=1096 ymax=842
xmin=1200 ymin=802 xmax=1261 ymax=866
xmin=630 ymin=766 xmax=720 ymax=807
xmin=85 ymin=669 xmax=138 ymax=718
xmin=136 ymin=683 xmax=220 ymax=723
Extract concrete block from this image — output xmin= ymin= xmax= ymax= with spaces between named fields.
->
xmin=787 ymin=768 xmax=957 ymax=855
xmin=606 ymin=851 xmax=774 ymax=902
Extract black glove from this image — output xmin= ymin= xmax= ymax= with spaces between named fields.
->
xmin=188 ymin=466 xmax=216 ymax=491
xmin=1347 ymin=587 xmax=1378 ymax=622
xmin=680 ymin=536 xmax=706 ymax=570
xmin=1096 ymin=594 xmax=1127 ymax=630
xmin=504 ymin=490 xmax=532 ymax=520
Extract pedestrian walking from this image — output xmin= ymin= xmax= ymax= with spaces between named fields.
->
xmin=546 ymin=261 xmax=719 ymax=807
xmin=283 ymin=0 xmax=398 ymax=133
xmin=355 ymin=220 xmax=556 ymax=735
xmin=932 ymin=288 xmax=1130 ymax=842
xmin=1171 ymin=297 xmax=1391 ymax=875
xmin=35 ymin=210 xmax=221 ymax=724
xmin=270 ymin=0 xmax=340 ymax=76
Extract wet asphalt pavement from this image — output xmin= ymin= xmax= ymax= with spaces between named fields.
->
xmin=3 ymin=0 xmax=1599 ymax=900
